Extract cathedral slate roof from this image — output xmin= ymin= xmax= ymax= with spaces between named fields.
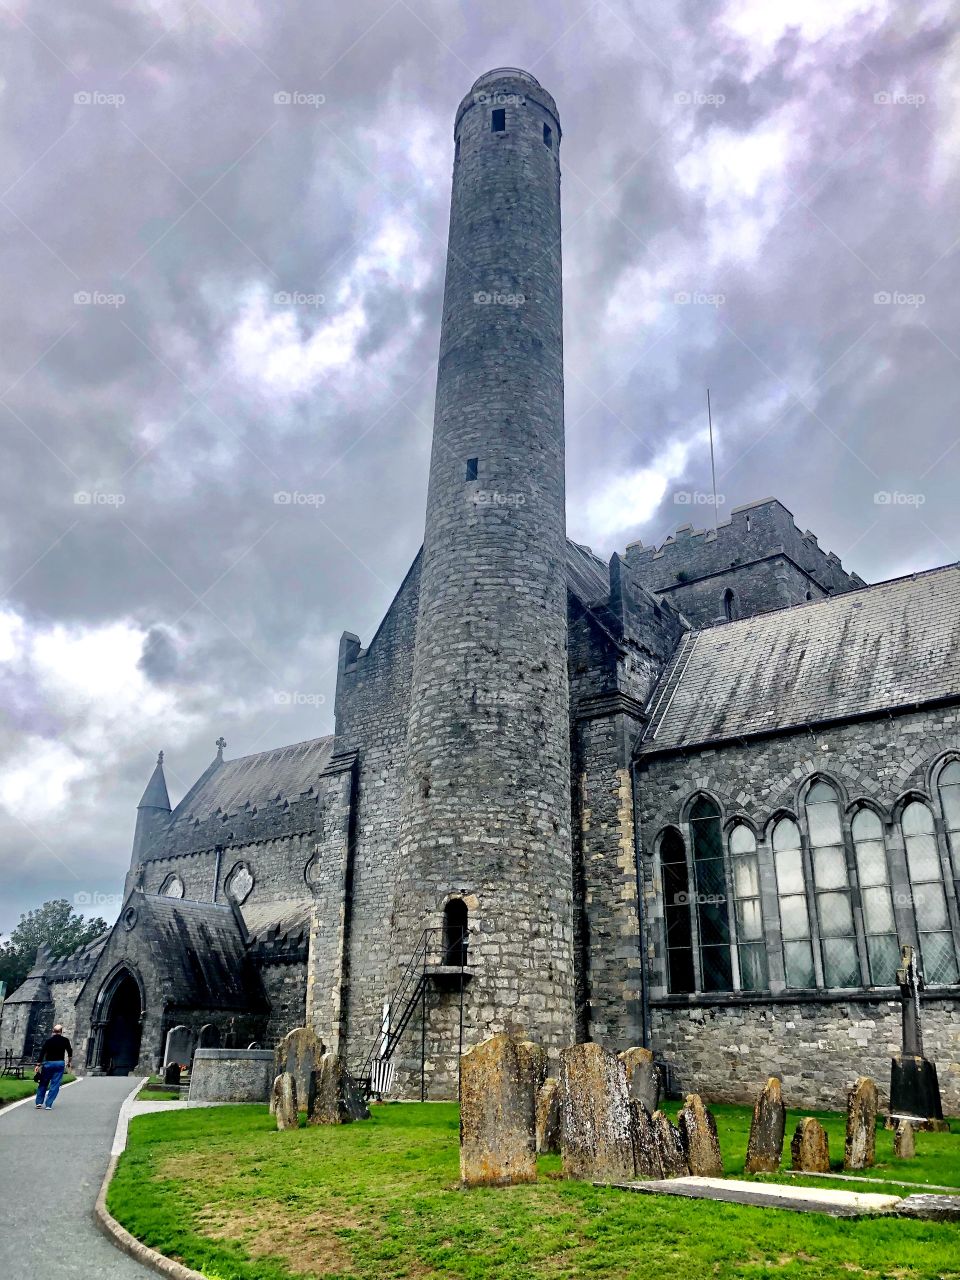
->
xmin=566 ymin=539 xmax=609 ymax=606
xmin=168 ymin=736 xmax=336 ymax=826
xmin=641 ymin=563 xmax=960 ymax=753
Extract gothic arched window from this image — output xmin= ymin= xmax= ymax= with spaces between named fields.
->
xmin=689 ymin=796 xmax=732 ymax=991
xmin=772 ymin=817 xmax=814 ymax=989
xmin=851 ymin=809 xmax=898 ymax=985
xmin=722 ymin=588 xmax=736 ymax=622
xmin=660 ymin=827 xmax=694 ymax=994
xmin=159 ymin=873 xmax=184 ymax=899
xmin=901 ymin=800 xmax=958 ymax=985
xmin=937 ymin=761 xmax=960 ymax=881
xmin=729 ymin=824 xmax=767 ymax=990
xmin=806 ymin=780 xmax=861 ymax=988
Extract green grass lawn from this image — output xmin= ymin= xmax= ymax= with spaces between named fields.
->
xmin=0 ymin=1072 xmax=75 ymax=1108
xmin=108 ymin=1100 xmax=960 ymax=1280
xmin=136 ymin=1074 xmax=184 ymax=1102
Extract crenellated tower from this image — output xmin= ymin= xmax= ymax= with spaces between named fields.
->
xmin=390 ymin=69 xmax=575 ymax=1094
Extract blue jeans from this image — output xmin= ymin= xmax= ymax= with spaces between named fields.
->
xmin=36 ymin=1061 xmax=65 ymax=1108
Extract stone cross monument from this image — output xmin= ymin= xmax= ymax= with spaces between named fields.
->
xmin=889 ymin=943 xmax=945 ymax=1127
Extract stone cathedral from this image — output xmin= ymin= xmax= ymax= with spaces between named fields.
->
xmin=4 ymin=70 xmax=960 ymax=1111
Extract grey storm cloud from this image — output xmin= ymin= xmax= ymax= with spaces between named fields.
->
xmin=0 ymin=0 xmax=958 ymax=932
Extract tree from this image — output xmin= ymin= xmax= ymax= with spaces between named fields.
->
xmin=0 ymin=899 xmax=108 ymax=997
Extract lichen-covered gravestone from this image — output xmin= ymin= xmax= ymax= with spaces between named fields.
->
xmin=631 ymin=1101 xmax=663 ymax=1179
xmin=619 ymin=1047 xmax=661 ymax=1115
xmin=307 ymin=1051 xmax=370 ymax=1126
xmin=745 ymin=1077 xmax=785 ymax=1173
xmin=163 ymin=1024 xmax=193 ymax=1069
xmin=677 ymin=1093 xmax=723 ymax=1177
xmin=536 ymin=1076 xmax=561 ymax=1155
xmin=790 ymin=1117 xmax=830 ymax=1172
xmin=652 ymin=1110 xmax=689 ymax=1178
xmin=844 ymin=1076 xmax=878 ymax=1170
xmin=894 ymin=1118 xmax=916 ymax=1159
xmin=273 ymin=1026 xmax=325 ymax=1115
xmin=459 ymin=1033 xmax=539 ymax=1187
xmin=273 ymin=1073 xmax=298 ymax=1130
xmin=558 ymin=1042 xmax=635 ymax=1183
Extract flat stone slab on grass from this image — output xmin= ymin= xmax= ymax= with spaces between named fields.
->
xmin=606 ymin=1176 xmax=903 ymax=1217
xmin=895 ymin=1193 xmax=960 ymax=1221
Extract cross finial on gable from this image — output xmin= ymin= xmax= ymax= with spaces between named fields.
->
xmin=216 ymin=737 xmax=227 ymax=760
xmin=157 ymin=750 xmax=164 ymax=765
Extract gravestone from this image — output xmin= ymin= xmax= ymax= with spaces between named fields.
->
xmin=459 ymin=1033 xmax=538 ymax=1186
xmin=677 ymin=1093 xmax=723 ymax=1177
xmin=745 ymin=1077 xmax=785 ymax=1173
xmin=558 ymin=1042 xmax=635 ymax=1183
xmin=273 ymin=1072 xmax=298 ymax=1129
xmin=844 ymin=1076 xmax=878 ymax=1170
xmin=197 ymin=1023 xmax=220 ymax=1050
xmin=652 ymin=1110 xmax=689 ymax=1178
xmin=163 ymin=1024 xmax=193 ymax=1069
xmin=894 ymin=1118 xmax=916 ymax=1159
xmin=307 ymin=1051 xmax=370 ymax=1126
xmin=890 ymin=944 xmax=945 ymax=1127
xmin=631 ymin=1101 xmax=663 ymax=1179
xmin=274 ymin=1026 xmax=325 ymax=1115
xmin=619 ymin=1047 xmax=661 ymax=1115
xmin=790 ymin=1117 xmax=830 ymax=1173
xmin=162 ymin=1061 xmax=181 ymax=1088
xmin=536 ymin=1076 xmax=561 ymax=1155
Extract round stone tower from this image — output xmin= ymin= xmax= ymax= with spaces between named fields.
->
xmin=391 ymin=69 xmax=574 ymax=1095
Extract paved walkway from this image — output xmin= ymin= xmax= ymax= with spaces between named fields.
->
xmin=0 ymin=1077 xmax=154 ymax=1279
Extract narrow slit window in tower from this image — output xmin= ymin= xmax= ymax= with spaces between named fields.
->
xmin=491 ymin=108 xmax=505 ymax=132
xmin=543 ymin=123 xmax=552 ymax=147
xmin=465 ymin=457 xmax=479 ymax=482
xmin=455 ymin=136 xmax=460 ymax=160
xmin=722 ymin=588 xmax=736 ymax=621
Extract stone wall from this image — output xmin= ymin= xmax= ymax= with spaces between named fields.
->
xmin=258 ymin=960 xmax=308 ymax=1047
xmin=334 ymin=553 xmax=421 ymax=1073
xmin=656 ymin=555 xmax=827 ymax=627
xmin=652 ymin=997 xmax=960 ymax=1113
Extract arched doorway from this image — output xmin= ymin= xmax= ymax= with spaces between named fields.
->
xmin=99 ymin=971 xmax=143 ymax=1075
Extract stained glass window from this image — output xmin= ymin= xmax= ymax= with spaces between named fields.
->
xmin=902 ymin=800 xmax=958 ymax=986
xmin=851 ymin=809 xmax=898 ymax=985
xmin=806 ymin=781 xmax=862 ymax=988
xmin=772 ymin=817 xmax=814 ymax=988
xmin=729 ymin=824 xmax=767 ymax=990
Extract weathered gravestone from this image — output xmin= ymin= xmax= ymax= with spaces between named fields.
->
xmin=652 ymin=1110 xmax=690 ymax=1178
xmin=162 ymin=1062 xmax=181 ymax=1088
xmin=745 ymin=1077 xmax=785 ymax=1174
xmin=307 ymin=1051 xmax=370 ymax=1125
xmin=844 ymin=1076 xmax=878 ymax=1170
xmin=558 ymin=1042 xmax=634 ymax=1184
xmin=273 ymin=1072 xmax=298 ymax=1130
xmin=790 ymin=1117 xmax=830 ymax=1173
xmin=536 ymin=1076 xmax=561 ymax=1155
xmin=677 ymin=1093 xmax=723 ymax=1177
xmin=619 ymin=1046 xmax=661 ymax=1115
xmin=273 ymin=1026 xmax=324 ymax=1115
xmin=163 ymin=1024 xmax=193 ymax=1069
xmin=631 ymin=1101 xmax=663 ymax=1179
xmin=459 ymin=1033 xmax=539 ymax=1186
xmin=890 ymin=944 xmax=945 ymax=1127
xmin=894 ymin=1118 xmax=916 ymax=1159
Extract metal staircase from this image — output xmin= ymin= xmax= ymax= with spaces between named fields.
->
xmin=352 ymin=926 xmax=469 ymax=1100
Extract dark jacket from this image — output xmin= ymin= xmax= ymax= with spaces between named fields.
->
xmin=38 ymin=1034 xmax=72 ymax=1063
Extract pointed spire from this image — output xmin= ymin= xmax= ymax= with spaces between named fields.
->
xmin=138 ymin=750 xmax=171 ymax=812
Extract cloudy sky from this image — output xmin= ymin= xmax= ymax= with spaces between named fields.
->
xmin=0 ymin=0 xmax=957 ymax=935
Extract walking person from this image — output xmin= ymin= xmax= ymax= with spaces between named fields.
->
xmin=35 ymin=1024 xmax=72 ymax=1110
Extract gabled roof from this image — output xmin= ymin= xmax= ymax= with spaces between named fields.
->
xmin=131 ymin=892 xmax=266 ymax=1011
xmin=168 ymin=736 xmax=336 ymax=827
xmin=641 ymin=564 xmax=960 ymax=754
